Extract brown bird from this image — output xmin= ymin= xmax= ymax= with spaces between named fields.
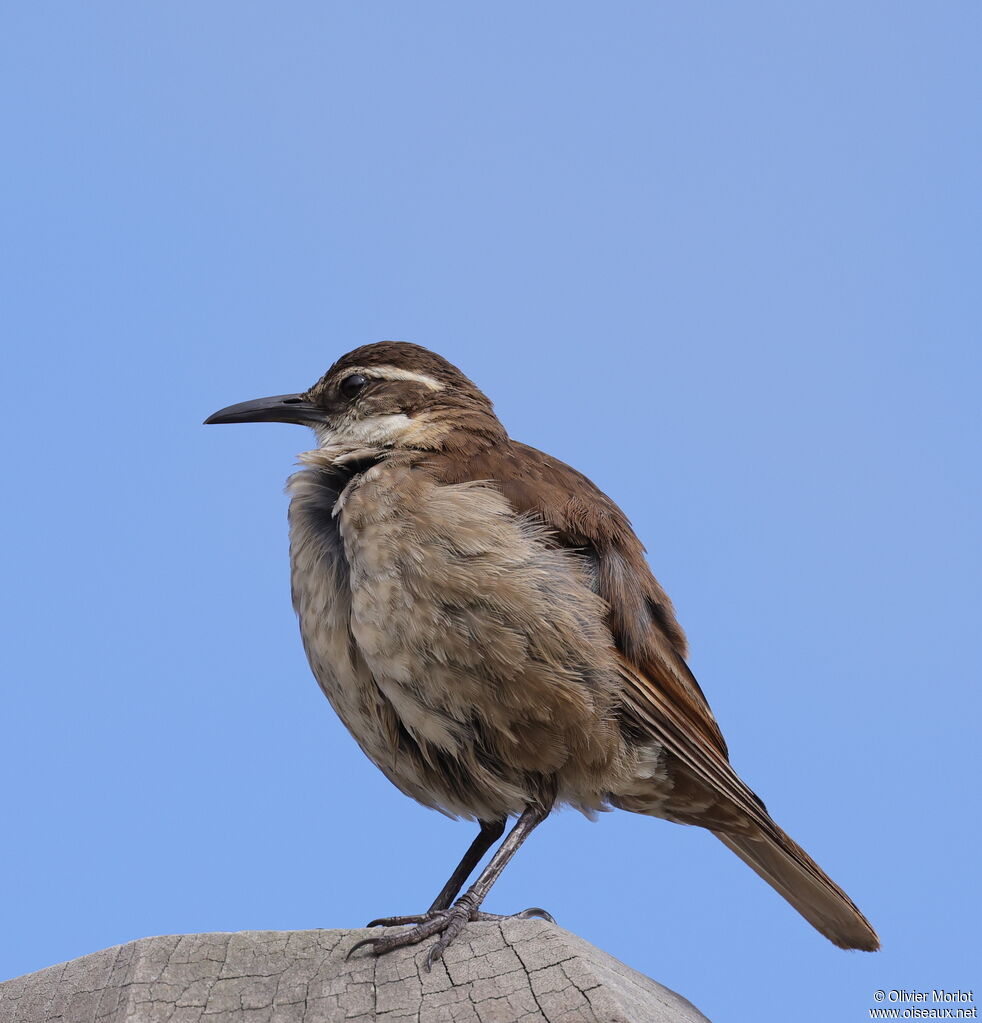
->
xmin=205 ymin=341 xmax=879 ymax=967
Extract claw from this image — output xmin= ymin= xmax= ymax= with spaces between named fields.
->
xmin=346 ymin=936 xmax=376 ymax=960
xmin=516 ymin=906 xmax=556 ymax=923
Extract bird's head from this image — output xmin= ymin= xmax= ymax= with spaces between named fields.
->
xmin=204 ymin=341 xmax=506 ymax=453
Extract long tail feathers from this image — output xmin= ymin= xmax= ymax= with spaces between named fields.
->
xmin=713 ymin=823 xmax=880 ymax=951
xmin=610 ymin=654 xmax=877 ymax=949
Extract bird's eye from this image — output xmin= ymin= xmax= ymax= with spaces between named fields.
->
xmin=339 ymin=373 xmax=368 ymax=399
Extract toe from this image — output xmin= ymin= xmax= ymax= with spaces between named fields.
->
xmin=347 ymin=914 xmax=452 ymax=960
xmin=366 ymin=913 xmax=427 ymax=927
xmin=423 ymin=910 xmax=471 ymax=970
xmin=515 ymin=906 xmax=556 ymax=923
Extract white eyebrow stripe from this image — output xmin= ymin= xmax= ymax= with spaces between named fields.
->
xmin=352 ymin=365 xmax=445 ymax=391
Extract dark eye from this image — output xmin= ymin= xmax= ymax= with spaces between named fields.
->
xmin=339 ymin=373 xmax=367 ymax=399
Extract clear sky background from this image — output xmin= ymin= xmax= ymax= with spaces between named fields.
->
xmin=2 ymin=5 xmax=979 ymax=1021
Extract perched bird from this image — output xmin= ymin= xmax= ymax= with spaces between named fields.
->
xmin=205 ymin=341 xmax=879 ymax=966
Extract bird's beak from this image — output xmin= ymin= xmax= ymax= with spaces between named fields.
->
xmin=203 ymin=394 xmax=327 ymax=427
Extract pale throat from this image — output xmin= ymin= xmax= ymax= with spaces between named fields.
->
xmin=313 ymin=413 xmax=415 ymax=450
xmin=311 ymin=410 xmax=452 ymax=455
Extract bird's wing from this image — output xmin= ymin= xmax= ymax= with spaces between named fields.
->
xmin=421 ymin=440 xmax=729 ymax=760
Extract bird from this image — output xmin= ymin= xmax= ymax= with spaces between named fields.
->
xmin=204 ymin=340 xmax=879 ymax=967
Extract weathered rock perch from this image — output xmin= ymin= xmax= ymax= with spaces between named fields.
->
xmin=0 ymin=919 xmax=710 ymax=1023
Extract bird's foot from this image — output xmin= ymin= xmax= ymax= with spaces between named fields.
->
xmin=351 ymin=899 xmax=555 ymax=970
xmin=349 ymin=900 xmax=472 ymax=970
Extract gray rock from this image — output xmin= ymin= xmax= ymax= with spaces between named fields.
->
xmin=0 ymin=920 xmax=710 ymax=1022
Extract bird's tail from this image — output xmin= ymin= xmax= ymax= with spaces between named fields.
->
xmin=713 ymin=823 xmax=879 ymax=951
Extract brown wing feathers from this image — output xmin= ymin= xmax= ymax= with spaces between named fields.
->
xmin=427 ymin=439 xmax=879 ymax=952
xmin=426 ymin=442 xmax=728 ymax=757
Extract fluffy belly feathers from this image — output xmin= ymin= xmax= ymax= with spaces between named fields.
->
xmin=288 ymin=455 xmax=639 ymax=819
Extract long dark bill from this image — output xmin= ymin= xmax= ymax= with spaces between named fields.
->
xmin=204 ymin=394 xmax=326 ymax=427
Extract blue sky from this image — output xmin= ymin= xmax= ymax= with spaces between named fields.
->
xmin=2 ymin=4 xmax=979 ymax=1020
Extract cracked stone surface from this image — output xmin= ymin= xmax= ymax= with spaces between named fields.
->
xmin=0 ymin=920 xmax=710 ymax=1022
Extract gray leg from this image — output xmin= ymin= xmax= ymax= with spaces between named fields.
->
xmin=427 ymin=818 xmax=507 ymax=912
xmin=366 ymin=817 xmax=506 ymax=926
xmin=350 ymin=803 xmax=553 ymax=969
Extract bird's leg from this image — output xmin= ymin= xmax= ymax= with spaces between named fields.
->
xmin=349 ymin=802 xmax=552 ymax=969
xmin=366 ymin=817 xmax=506 ymax=926
xmin=427 ymin=817 xmax=506 ymax=912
